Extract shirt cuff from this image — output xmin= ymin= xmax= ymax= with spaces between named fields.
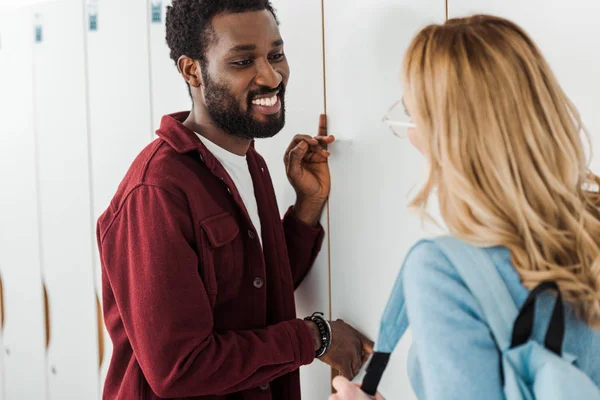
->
xmin=284 ymin=319 xmax=316 ymax=366
xmin=283 ymin=206 xmax=325 ymax=243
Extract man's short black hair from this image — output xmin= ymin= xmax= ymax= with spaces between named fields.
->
xmin=166 ymin=0 xmax=279 ymax=66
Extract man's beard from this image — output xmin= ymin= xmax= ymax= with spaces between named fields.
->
xmin=203 ymin=73 xmax=286 ymax=141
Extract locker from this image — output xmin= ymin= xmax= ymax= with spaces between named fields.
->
xmin=0 ymin=8 xmax=47 ymax=400
xmin=148 ymin=0 xmax=190 ymax=132
xmin=324 ymin=0 xmax=446 ymax=398
xmin=256 ymin=1 xmax=332 ymax=398
xmin=32 ymin=0 xmax=99 ymax=399
xmin=448 ymin=1 xmax=600 ymax=171
xmin=84 ymin=0 xmax=153 ymax=392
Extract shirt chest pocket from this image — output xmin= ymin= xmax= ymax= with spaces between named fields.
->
xmin=199 ymin=212 xmax=243 ymax=292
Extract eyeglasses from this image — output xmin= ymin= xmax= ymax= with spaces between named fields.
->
xmin=382 ymin=99 xmax=416 ymax=138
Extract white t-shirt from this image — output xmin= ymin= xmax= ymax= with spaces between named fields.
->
xmin=195 ymin=133 xmax=262 ymax=246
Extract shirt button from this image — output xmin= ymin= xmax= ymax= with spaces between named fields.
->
xmin=248 ymin=230 xmax=256 ymax=239
xmin=259 ymin=383 xmax=270 ymax=391
xmin=253 ymin=277 xmax=264 ymax=289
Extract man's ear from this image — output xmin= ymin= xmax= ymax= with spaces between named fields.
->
xmin=178 ymin=55 xmax=203 ymax=88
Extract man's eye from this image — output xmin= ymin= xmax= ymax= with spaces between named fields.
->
xmin=232 ymin=60 xmax=253 ymax=67
xmin=269 ymin=53 xmax=285 ymax=61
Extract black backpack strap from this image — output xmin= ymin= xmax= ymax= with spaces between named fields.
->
xmin=510 ymin=280 xmax=565 ymax=356
xmin=361 ymin=352 xmax=391 ymax=396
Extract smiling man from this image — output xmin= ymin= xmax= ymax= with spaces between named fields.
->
xmin=96 ymin=1 xmax=371 ymax=399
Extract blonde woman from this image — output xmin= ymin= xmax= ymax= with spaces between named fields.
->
xmin=331 ymin=14 xmax=600 ymax=400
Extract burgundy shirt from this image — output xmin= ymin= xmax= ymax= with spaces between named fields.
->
xmin=97 ymin=112 xmax=324 ymax=399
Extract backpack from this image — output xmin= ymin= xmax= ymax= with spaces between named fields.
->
xmin=361 ymin=236 xmax=600 ymax=399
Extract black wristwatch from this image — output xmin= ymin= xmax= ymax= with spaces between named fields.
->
xmin=304 ymin=312 xmax=332 ymax=358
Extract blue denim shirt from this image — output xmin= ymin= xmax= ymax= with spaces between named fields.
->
xmin=401 ymin=240 xmax=600 ymax=400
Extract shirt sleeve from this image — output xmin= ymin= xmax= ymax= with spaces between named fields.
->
xmin=98 ymin=185 xmax=315 ymax=398
xmin=282 ymin=206 xmax=325 ymax=288
xmin=402 ymin=240 xmax=505 ymax=400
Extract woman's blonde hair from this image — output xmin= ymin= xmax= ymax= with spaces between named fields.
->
xmin=404 ymin=14 xmax=600 ymax=327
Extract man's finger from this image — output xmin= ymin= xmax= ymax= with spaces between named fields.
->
xmin=284 ymin=135 xmax=318 ymax=158
xmin=315 ymin=135 xmax=335 ymax=152
xmin=338 ymin=365 xmax=352 ymax=380
xmin=286 ymin=141 xmax=309 ymax=175
xmin=299 ymin=141 xmax=330 ymax=161
xmin=318 ymin=114 xmax=327 ymax=136
xmin=362 ymin=349 xmax=371 ymax=366
xmin=315 ymin=135 xmax=335 ymax=144
xmin=308 ymin=147 xmax=330 ymax=158
xmin=343 ymin=363 xmax=355 ymax=380
xmin=352 ymin=356 xmax=361 ymax=377
xmin=359 ymin=332 xmax=374 ymax=354
xmin=364 ymin=339 xmax=374 ymax=354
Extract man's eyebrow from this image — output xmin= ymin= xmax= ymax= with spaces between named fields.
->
xmin=229 ymin=44 xmax=256 ymax=53
xmin=228 ymin=39 xmax=284 ymax=53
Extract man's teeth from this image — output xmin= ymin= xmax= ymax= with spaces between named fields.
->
xmin=252 ymin=95 xmax=278 ymax=107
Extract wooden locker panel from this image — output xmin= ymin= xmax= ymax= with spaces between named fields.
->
xmin=448 ymin=1 xmax=600 ymax=171
xmin=84 ymin=0 xmax=153 ymax=390
xmin=324 ymin=0 xmax=445 ymax=398
xmin=0 ymin=8 xmax=47 ymax=400
xmin=254 ymin=1 xmax=332 ymax=398
xmin=32 ymin=1 xmax=99 ymax=399
xmin=148 ymin=0 xmax=190 ymax=132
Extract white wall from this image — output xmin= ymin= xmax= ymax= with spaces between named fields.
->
xmin=148 ymin=0 xmax=190 ymax=133
xmin=31 ymin=0 xmax=99 ymax=399
xmin=1 ymin=0 xmax=600 ymax=399
xmin=0 ymin=0 xmax=54 ymax=9
xmin=0 ymin=7 xmax=47 ymax=400
xmin=324 ymin=1 xmax=444 ymax=398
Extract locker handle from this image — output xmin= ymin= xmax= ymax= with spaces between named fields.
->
xmin=96 ymin=294 xmax=104 ymax=368
xmin=43 ymin=282 xmax=50 ymax=349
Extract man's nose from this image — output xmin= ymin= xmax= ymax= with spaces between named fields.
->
xmin=254 ymin=59 xmax=282 ymax=89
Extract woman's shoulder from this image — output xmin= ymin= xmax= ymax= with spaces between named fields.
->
xmin=403 ymin=237 xmax=512 ymax=284
xmin=402 ymin=238 xmax=482 ymax=313
xmin=402 ymin=237 xmax=516 ymax=318
xmin=402 ymin=238 xmax=472 ymax=284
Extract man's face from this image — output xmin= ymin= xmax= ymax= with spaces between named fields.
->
xmin=201 ymin=10 xmax=290 ymax=140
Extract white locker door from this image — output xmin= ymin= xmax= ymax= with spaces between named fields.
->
xmin=0 ymin=8 xmax=47 ymax=400
xmin=324 ymin=0 xmax=445 ymax=398
xmin=448 ymin=2 xmax=600 ymax=171
xmin=84 ymin=0 xmax=153 ymax=392
xmin=32 ymin=1 xmax=99 ymax=399
xmin=255 ymin=1 xmax=332 ymax=398
xmin=148 ymin=0 xmax=190 ymax=132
